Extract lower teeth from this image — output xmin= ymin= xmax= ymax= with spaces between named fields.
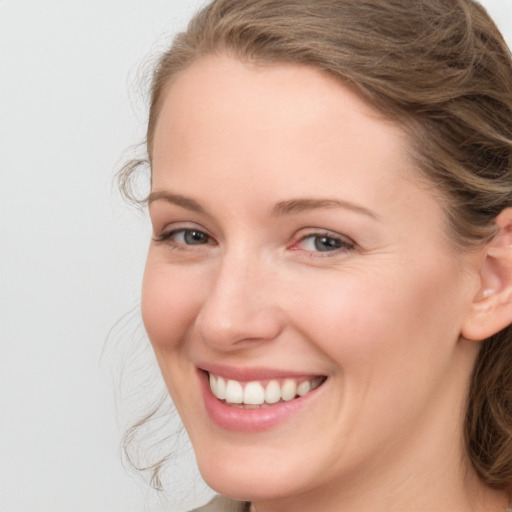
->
xmin=222 ymin=394 xmax=303 ymax=407
xmin=226 ymin=402 xmax=271 ymax=409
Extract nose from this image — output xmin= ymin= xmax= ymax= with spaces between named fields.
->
xmin=194 ymin=251 xmax=285 ymax=351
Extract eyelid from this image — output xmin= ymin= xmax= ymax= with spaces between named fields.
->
xmin=153 ymin=223 xmax=216 ymax=246
xmin=152 ymin=223 xmax=355 ymax=255
xmin=289 ymin=229 xmax=356 ymax=254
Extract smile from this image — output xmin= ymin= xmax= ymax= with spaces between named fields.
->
xmin=199 ymin=367 xmax=328 ymax=431
xmin=208 ymin=372 xmax=325 ymax=407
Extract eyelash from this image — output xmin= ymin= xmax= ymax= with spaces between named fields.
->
xmin=291 ymin=231 xmax=355 ymax=255
xmin=154 ymin=228 xmax=356 ymax=255
xmin=153 ymin=228 xmax=214 ymax=248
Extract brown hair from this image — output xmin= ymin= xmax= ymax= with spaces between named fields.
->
xmin=120 ymin=0 xmax=512 ymax=492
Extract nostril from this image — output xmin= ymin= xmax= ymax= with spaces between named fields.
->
xmin=195 ymin=304 xmax=285 ymax=350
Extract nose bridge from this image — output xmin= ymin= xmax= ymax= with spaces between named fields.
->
xmin=195 ymin=244 xmax=282 ymax=349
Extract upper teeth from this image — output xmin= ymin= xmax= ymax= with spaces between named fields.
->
xmin=209 ymin=373 xmax=323 ymax=405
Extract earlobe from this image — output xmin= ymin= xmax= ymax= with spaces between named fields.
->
xmin=462 ymin=208 xmax=512 ymax=341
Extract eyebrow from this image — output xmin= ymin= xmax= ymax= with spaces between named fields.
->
xmin=270 ymin=198 xmax=379 ymax=219
xmin=148 ymin=190 xmax=378 ymax=220
xmin=147 ymin=191 xmax=205 ymax=213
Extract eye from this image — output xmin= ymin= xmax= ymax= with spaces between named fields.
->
xmin=154 ymin=228 xmax=212 ymax=246
xmin=177 ymin=229 xmax=210 ymax=245
xmin=293 ymin=232 xmax=355 ymax=253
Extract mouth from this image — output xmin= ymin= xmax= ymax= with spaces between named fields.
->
xmin=198 ymin=367 xmax=328 ymax=431
xmin=206 ymin=371 xmax=327 ymax=408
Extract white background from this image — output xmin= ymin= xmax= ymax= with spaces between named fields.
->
xmin=1 ymin=1 xmax=511 ymax=511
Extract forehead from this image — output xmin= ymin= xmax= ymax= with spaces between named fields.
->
xmin=154 ymin=55 xmax=394 ymax=137
xmin=153 ymin=56 xmax=409 ymax=170
xmin=151 ymin=55 xmax=439 ymax=220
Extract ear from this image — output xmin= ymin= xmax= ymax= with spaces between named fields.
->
xmin=462 ymin=208 xmax=512 ymax=341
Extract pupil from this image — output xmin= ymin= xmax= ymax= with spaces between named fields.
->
xmin=185 ymin=230 xmax=207 ymax=244
xmin=315 ymin=236 xmax=340 ymax=251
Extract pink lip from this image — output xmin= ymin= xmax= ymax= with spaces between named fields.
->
xmin=197 ymin=366 xmax=326 ymax=432
xmin=198 ymin=363 xmax=321 ymax=382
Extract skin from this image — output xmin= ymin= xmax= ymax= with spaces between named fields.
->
xmin=142 ymin=55 xmax=508 ymax=511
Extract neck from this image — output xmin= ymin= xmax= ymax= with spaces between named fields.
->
xmin=250 ymin=472 xmax=508 ymax=512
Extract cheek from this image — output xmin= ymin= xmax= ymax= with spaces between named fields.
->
xmin=293 ymin=260 xmax=466 ymax=375
xmin=141 ymin=260 xmax=207 ymax=414
xmin=288 ymin=263 xmax=470 ymax=451
xmin=141 ymin=260 xmax=201 ymax=351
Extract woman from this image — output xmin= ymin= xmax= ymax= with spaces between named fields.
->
xmin=120 ymin=0 xmax=512 ymax=510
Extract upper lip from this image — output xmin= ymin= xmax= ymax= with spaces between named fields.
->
xmin=197 ymin=363 xmax=326 ymax=382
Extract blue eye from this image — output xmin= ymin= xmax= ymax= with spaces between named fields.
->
xmin=179 ymin=229 xmax=210 ymax=245
xmin=298 ymin=233 xmax=353 ymax=253
xmin=156 ymin=228 xmax=211 ymax=245
xmin=314 ymin=235 xmax=342 ymax=252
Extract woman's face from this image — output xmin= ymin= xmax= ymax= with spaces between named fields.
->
xmin=143 ymin=55 xmax=483 ymax=505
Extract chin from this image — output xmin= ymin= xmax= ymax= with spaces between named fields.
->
xmin=198 ymin=459 xmax=295 ymax=502
xmin=193 ymin=438 xmax=324 ymax=503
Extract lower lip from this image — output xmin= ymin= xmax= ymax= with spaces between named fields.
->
xmin=198 ymin=370 xmax=324 ymax=432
